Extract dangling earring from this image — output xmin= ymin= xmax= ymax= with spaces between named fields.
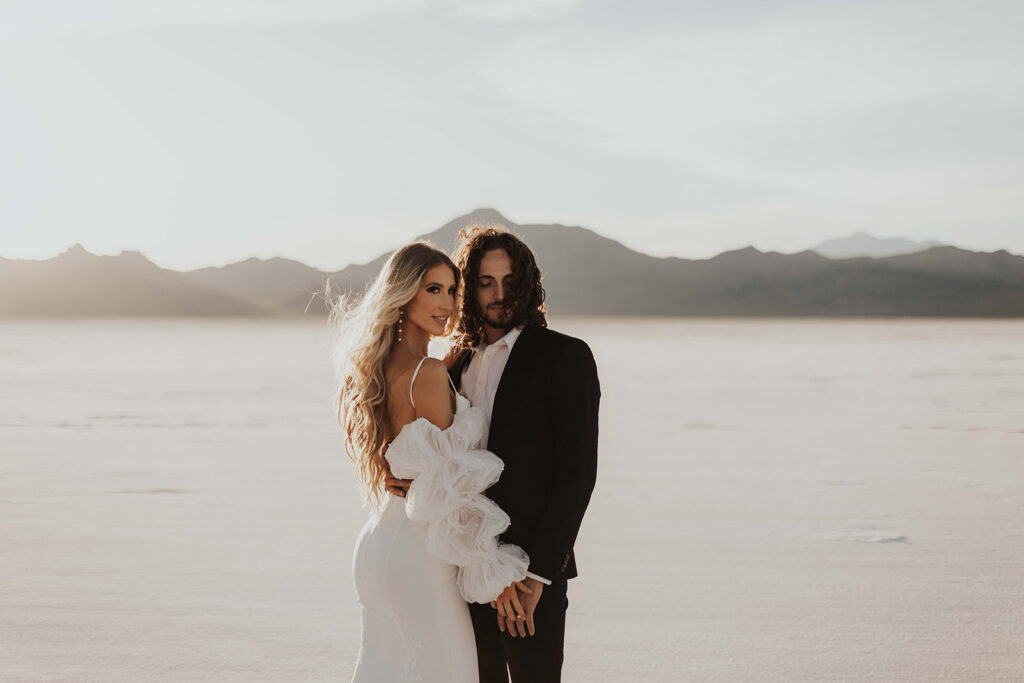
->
xmin=397 ymin=308 xmax=404 ymax=342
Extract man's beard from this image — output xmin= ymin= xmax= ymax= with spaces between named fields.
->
xmin=483 ymin=303 xmax=516 ymax=331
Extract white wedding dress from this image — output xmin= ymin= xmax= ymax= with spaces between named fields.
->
xmin=351 ymin=359 xmax=529 ymax=683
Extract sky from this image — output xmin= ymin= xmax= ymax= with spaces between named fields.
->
xmin=1 ymin=0 xmax=1022 ymax=271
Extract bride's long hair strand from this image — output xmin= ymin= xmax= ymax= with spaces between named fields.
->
xmin=328 ymin=242 xmax=459 ymax=509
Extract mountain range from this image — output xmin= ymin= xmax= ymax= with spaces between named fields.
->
xmin=2 ymin=209 xmax=1023 ymax=317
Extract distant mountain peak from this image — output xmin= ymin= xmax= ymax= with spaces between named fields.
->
xmin=459 ymin=207 xmax=513 ymax=226
xmin=61 ymin=243 xmax=92 ymax=258
xmin=814 ymin=232 xmax=944 ymax=259
xmin=416 ymin=207 xmax=518 ymax=248
xmin=713 ymin=245 xmax=763 ymax=260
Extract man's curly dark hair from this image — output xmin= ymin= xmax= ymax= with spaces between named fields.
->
xmin=452 ymin=225 xmax=547 ymax=350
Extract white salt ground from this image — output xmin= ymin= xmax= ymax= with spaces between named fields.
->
xmin=1 ymin=317 xmax=1022 ymax=682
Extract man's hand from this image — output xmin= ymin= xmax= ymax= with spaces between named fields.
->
xmin=490 ymin=580 xmax=533 ymax=637
xmin=491 ymin=579 xmax=542 ymax=637
xmin=384 ymin=464 xmax=412 ymax=498
xmin=517 ymin=577 xmax=543 ymax=636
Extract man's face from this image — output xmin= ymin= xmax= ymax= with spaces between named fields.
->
xmin=475 ymin=248 xmax=514 ymax=330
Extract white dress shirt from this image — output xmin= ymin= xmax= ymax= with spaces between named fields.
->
xmin=460 ymin=326 xmax=551 ymax=586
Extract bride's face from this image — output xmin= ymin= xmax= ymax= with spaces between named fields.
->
xmin=405 ymin=264 xmax=457 ymax=337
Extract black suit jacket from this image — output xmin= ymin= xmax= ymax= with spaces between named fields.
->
xmin=449 ymin=325 xmax=600 ymax=581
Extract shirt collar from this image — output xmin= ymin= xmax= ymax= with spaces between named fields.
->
xmin=502 ymin=325 xmax=523 ymax=351
xmin=476 ymin=325 xmax=524 ymax=353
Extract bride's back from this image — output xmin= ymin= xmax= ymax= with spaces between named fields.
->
xmin=383 ymin=352 xmax=420 ymax=444
xmin=382 ymin=351 xmax=456 ymax=446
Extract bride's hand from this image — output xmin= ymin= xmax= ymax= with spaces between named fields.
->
xmin=491 ymin=580 xmax=533 ymax=637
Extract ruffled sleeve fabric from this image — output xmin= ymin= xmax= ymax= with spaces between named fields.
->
xmin=385 ymin=398 xmax=529 ymax=604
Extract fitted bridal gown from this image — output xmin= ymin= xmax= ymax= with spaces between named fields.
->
xmin=351 ymin=359 xmax=528 ymax=683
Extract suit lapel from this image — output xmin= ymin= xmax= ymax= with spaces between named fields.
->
xmin=490 ymin=325 xmax=540 ymax=436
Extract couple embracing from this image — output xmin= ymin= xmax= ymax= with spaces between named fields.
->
xmin=333 ymin=226 xmax=600 ymax=682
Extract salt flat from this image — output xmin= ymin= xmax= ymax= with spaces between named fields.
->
xmin=1 ymin=318 xmax=1022 ymax=682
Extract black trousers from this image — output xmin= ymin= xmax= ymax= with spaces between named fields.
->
xmin=468 ymin=580 xmax=569 ymax=683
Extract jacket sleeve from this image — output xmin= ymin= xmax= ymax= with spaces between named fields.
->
xmin=523 ymin=337 xmax=600 ymax=580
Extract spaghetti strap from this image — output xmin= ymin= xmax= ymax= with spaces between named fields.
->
xmin=409 ymin=356 xmax=428 ymax=410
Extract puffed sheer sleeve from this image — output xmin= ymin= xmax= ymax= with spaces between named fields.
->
xmin=385 ymin=402 xmax=529 ymax=603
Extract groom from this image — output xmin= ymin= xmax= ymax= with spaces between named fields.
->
xmin=446 ymin=226 xmax=599 ymax=683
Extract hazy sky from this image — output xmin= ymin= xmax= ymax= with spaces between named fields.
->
xmin=1 ymin=0 xmax=1022 ymax=271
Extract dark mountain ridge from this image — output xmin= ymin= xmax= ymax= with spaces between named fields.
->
xmin=2 ymin=209 xmax=1022 ymax=317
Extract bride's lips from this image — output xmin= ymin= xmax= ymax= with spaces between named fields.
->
xmin=431 ymin=315 xmax=448 ymax=325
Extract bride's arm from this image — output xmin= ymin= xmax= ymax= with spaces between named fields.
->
xmin=387 ymin=362 xmax=529 ymax=604
xmin=385 ymin=359 xmax=452 ymax=498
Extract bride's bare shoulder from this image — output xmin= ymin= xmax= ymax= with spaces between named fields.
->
xmin=411 ymin=359 xmax=455 ymax=429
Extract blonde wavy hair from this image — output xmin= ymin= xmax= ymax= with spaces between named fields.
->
xmin=328 ymin=242 xmax=460 ymax=509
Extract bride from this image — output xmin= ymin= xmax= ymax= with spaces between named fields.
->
xmin=331 ymin=242 xmax=531 ymax=682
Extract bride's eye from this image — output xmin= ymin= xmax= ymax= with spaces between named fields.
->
xmin=427 ymin=286 xmax=440 ymax=293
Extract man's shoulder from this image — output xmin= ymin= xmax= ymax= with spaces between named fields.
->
xmin=528 ymin=325 xmax=592 ymax=355
xmin=528 ymin=325 xmax=599 ymax=387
